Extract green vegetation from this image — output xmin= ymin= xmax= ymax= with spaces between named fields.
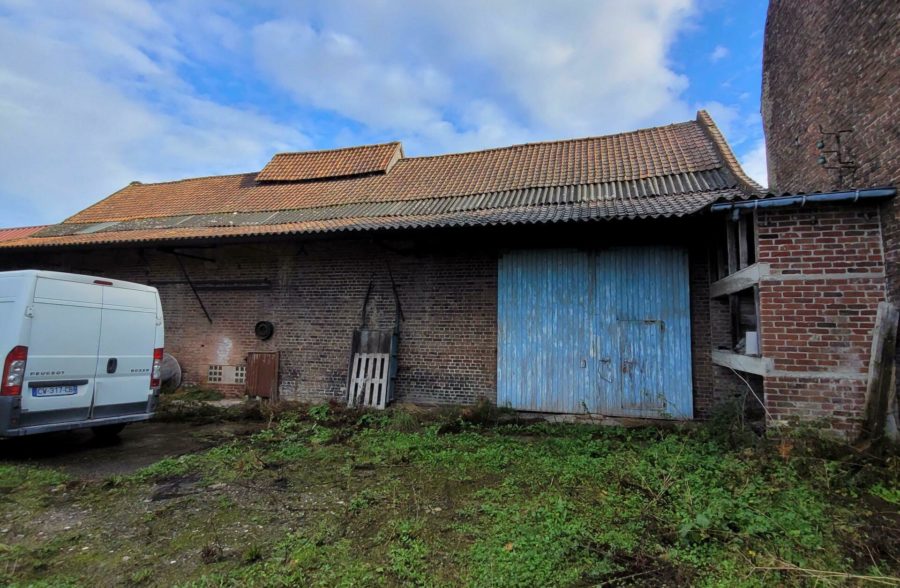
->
xmin=1 ymin=404 xmax=898 ymax=587
xmin=173 ymin=388 xmax=225 ymax=402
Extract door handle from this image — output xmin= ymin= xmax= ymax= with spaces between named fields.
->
xmin=106 ymin=358 xmax=118 ymax=374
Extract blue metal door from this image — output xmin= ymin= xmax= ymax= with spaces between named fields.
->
xmin=497 ymin=246 xmax=692 ymax=419
xmin=617 ymin=320 xmax=665 ymax=415
xmin=497 ymin=250 xmax=593 ymax=412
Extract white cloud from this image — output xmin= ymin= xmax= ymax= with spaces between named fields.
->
xmin=252 ymin=21 xmax=454 ymax=134
xmin=0 ymin=0 xmax=770 ymax=226
xmin=739 ymin=139 xmax=769 ymax=188
xmin=0 ymin=0 xmax=305 ymax=225
xmin=252 ymin=0 xmax=698 ymax=153
xmin=709 ymin=45 xmax=729 ymax=62
xmin=696 ymin=101 xmax=740 ymax=139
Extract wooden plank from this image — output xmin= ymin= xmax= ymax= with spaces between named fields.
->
xmin=885 ymin=367 xmax=898 ymax=441
xmin=710 ymin=263 xmax=770 ymax=298
xmin=725 ymin=221 xmax=738 ymax=275
xmin=861 ymin=302 xmax=900 ymax=441
xmin=375 ymin=355 xmax=385 ymax=408
xmin=715 ymin=246 xmax=727 ymax=282
xmin=738 ymin=216 xmax=749 ymax=270
xmin=753 ymin=284 xmax=762 ymax=355
xmin=711 ymin=350 xmax=773 ymax=376
xmin=729 ymin=294 xmax=740 ymax=350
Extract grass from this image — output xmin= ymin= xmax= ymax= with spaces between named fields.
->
xmin=0 ymin=404 xmax=898 ymax=587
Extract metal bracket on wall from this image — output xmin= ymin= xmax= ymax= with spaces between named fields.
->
xmin=147 ymin=278 xmax=272 ymax=291
xmin=158 ymin=247 xmax=216 ymax=263
xmin=385 ymin=260 xmax=405 ymax=330
xmin=170 ymin=252 xmax=213 ymax=324
xmin=816 ymin=125 xmax=858 ymax=186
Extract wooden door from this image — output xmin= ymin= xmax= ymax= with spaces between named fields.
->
xmin=246 ymin=352 xmax=279 ymax=399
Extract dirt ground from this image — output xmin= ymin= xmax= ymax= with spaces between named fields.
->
xmin=0 ymin=421 xmax=262 ymax=478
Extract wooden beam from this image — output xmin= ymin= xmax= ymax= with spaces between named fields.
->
xmin=738 ymin=217 xmax=749 ymax=270
xmin=730 ymin=293 xmax=740 ymax=350
xmin=711 ymin=351 xmax=773 ymax=376
xmin=710 ymin=263 xmax=770 ymax=298
xmin=861 ymin=302 xmax=900 ymax=442
xmin=715 ymin=247 xmax=726 ymax=282
xmin=726 ymin=221 xmax=738 ymax=275
xmin=753 ymin=284 xmax=762 ymax=354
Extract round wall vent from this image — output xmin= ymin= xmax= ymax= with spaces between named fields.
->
xmin=254 ymin=320 xmax=275 ymax=340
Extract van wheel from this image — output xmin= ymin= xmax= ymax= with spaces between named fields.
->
xmin=92 ymin=424 xmax=126 ymax=439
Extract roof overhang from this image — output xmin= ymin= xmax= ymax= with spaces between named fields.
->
xmin=710 ymin=187 xmax=896 ymax=214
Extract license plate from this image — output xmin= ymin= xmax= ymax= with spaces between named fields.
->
xmin=31 ymin=385 xmax=78 ymax=397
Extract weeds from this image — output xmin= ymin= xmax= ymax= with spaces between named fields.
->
xmin=1 ymin=406 xmax=898 ymax=587
xmin=872 ymin=483 xmax=900 ymax=505
xmin=167 ymin=387 xmax=224 ymax=402
xmin=308 ymin=404 xmax=331 ymax=422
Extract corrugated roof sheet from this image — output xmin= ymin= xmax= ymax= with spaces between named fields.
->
xmin=2 ymin=111 xmax=762 ymax=249
xmin=3 ymin=190 xmax=741 ymax=248
xmin=28 ymin=169 xmax=735 ymax=238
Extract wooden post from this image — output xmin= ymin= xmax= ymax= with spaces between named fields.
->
xmin=753 ymin=284 xmax=762 ymax=356
xmin=885 ymin=368 xmax=898 ymax=441
xmin=725 ymin=221 xmax=738 ymax=275
xmin=729 ymin=293 xmax=741 ymax=350
xmin=738 ymin=216 xmax=749 ymax=270
xmin=861 ymin=302 xmax=900 ymax=442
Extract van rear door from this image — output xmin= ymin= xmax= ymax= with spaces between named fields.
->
xmin=91 ymin=284 xmax=158 ymax=417
xmin=19 ymin=277 xmax=102 ymax=427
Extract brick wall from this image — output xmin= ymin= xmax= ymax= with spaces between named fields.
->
xmin=756 ymin=204 xmax=886 ymax=433
xmin=690 ymin=243 xmax=749 ymax=418
xmin=4 ymin=239 xmax=499 ymax=405
xmin=762 ymin=0 xmax=899 ymax=194
xmin=2 ymin=224 xmax=721 ymax=414
xmin=762 ymin=0 xmax=900 ymax=416
xmin=689 ymin=247 xmax=714 ymax=415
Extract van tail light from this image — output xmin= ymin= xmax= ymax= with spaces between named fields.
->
xmin=150 ymin=348 xmax=163 ymax=390
xmin=1 ymin=346 xmax=28 ymax=397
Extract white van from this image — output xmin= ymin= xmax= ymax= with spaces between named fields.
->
xmin=0 ymin=270 xmax=164 ymax=437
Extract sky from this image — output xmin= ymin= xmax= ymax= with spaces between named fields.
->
xmin=0 ymin=0 xmax=770 ymax=228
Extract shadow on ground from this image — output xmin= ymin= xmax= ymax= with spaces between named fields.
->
xmin=0 ymin=421 xmax=262 ymax=478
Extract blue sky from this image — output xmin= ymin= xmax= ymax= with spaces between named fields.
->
xmin=0 ymin=0 xmax=769 ymax=227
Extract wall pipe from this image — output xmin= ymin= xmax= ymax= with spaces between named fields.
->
xmin=709 ymin=187 xmax=896 ymax=212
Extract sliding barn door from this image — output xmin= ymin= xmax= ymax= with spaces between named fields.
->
xmin=497 ymin=247 xmax=692 ymax=419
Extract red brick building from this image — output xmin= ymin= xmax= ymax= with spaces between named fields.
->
xmin=1 ymin=112 xmax=767 ymax=418
xmin=0 ymin=95 xmax=894 ymax=434
xmin=757 ymin=0 xmax=899 ymax=432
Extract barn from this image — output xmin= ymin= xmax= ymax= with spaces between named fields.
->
xmin=0 ymin=110 xmax=893 ymax=433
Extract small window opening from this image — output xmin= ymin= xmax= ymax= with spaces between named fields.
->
xmin=207 ymin=364 xmax=223 ymax=383
xmin=730 ymin=288 xmax=760 ymax=356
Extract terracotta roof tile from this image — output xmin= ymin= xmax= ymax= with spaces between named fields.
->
xmin=0 ymin=225 xmax=46 ymax=242
xmin=66 ymin=116 xmax=732 ymax=224
xmin=3 ymin=111 xmax=761 ymax=249
xmin=257 ymin=142 xmax=403 ymax=182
